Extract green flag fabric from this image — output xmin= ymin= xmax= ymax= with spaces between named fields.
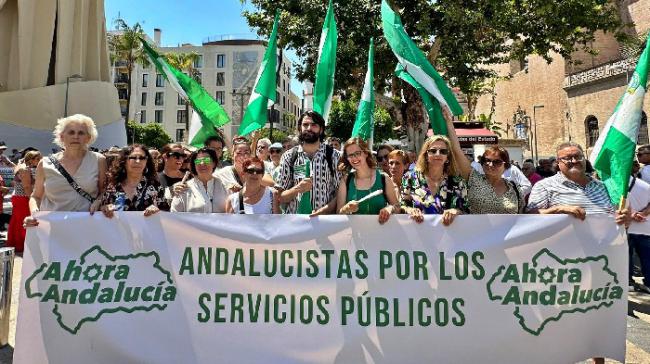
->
xmin=395 ymin=63 xmax=447 ymax=135
xmin=381 ymin=0 xmax=462 ymax=117
xmin=590 ymin=36 xmax=650 ymax=204
xmin=239 ymin=11 xmax=280 ymax=136
xmin=351 ymin=38 xmax=375 ymax=141
xmin=297 ymin=160 xmax=313 ymax=214
xmin=313 ymin=0 xmax=337 ymax=122
xmin=140 ymin=37 xmax=230 ymax=147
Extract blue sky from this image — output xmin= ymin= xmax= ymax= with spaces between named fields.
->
xmin=105 ymin=0 xmax=304 ymax=96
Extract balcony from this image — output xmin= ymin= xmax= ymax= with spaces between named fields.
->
xmin=114 ymin=75 xmax=129 ymax=84
xmin=563 ymin=57 xmax=637 ymax=90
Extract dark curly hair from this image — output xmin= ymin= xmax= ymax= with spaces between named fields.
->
xmin=108 ymin=144 xmax=159 ymax=187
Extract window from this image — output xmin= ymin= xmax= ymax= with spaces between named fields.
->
xmin=177 ymin=110 xmax=187 ymax=124
xmin=140 ymin=110 xmax=146 ymax=123
xmin=216 ymin=54 xmax=225 ymax=68
xmin=283 ymin=79 xmax=286 ymax=92
xmin=176 ymin=129 xmax=185 ymax=142
xmin=585 ymin=116 xmax=599 ymax=147
xmin=142 ymin=74 xmax=148 ymax=87
xmin=193 ymin=55 xmax=203 ymax=68
xmin=156 ymin=74 xmax=165 ymax=87
xmin=155 ymin=110 xmax=163 ymax=123
xmin=216 ymin=72 xmax=225 ymax=86
xmin=283 ymin=96 xmax=286 ymax=109
xmin=215 ymin=91 xmax=225 ymax=105
xmin=194 ymin=72 xmax=202 ymax=85
xmin=639 ymin=112 xmax=649 ymax=145
xmin=141 ymin=92 xmax=147 ymax=106
xmin=155 ymin=92 xmax=164 ymax=106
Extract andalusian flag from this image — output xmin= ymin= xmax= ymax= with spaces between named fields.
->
xmin=395 ymin=63 xmax=447 ymax=135
xmin=313 ymin=0 xmax=337 ymax=122
xmin=140 ymin=37 xmax=230 ymax=147
xmin=381 ymin=0 xmax=463 ymax=117
xmin=239 ymin=11 xmax=280 ymax=136
xmin=590 ymin=36 xmax=650 ymax=204
xmin=351 ymin=38 xmax=375 ymax=141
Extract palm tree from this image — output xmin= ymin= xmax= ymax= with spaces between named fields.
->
xmin=164 ymin=52 xmax=200 ymax=138
xmin=107 ymin=19 xmax=150 ymax=127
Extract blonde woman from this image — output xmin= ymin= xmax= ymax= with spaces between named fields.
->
xmin=24 ymin=114 xmax=107 ymax=227
xmin=401 ymin=135 xmax=469 ymax=225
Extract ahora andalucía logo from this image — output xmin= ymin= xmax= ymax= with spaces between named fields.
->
xmin=25 ymin=245 xmax=177 ymax=334
xmin=486 ymin=248 xmax=623 ymax=336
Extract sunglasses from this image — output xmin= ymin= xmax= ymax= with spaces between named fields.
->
xmin=559 ymin=155 xmax=584 ymax=164
xmin=376 ymin=155 xmax=388 ymax=162
xmin=128 ymin=155 xmax=147 ymax=161
xmin=245 ymin=167 xmax=265 ymax=175
xmin=482 ymin=158 xmax=504 ymax=167
xmin=270 ymin=149 xmax=283 ymax=154
xmin=193 ymin=157 xmax=213 ymax=165
xmin=167 ymin=151 xmax=184 ymax=159
xmin=427 ymin=148 xmax=449 ymax=156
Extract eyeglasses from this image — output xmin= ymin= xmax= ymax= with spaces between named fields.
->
xmin=427 ymin=148 xmax=449 ymax=156
xmin=637 ymin=152 xmax=650 ymax=156
xmin=482 ymin=158 xmax=504 ymax=167
xmin=559 ymin=155 xmax=584 ymax=164
xmin=245 ymin=167 xmax=265 ymax=175
xmin=376 ymin=155 xmax=388 ymax=162
xmin=270 ymin=149 xmax=283 ymax=154
xmin=257 ymin=145 xmax=268 ymax=151
xmin=193 ymin=157 xmax=213 ymax=165
xmin=128 ymin=156 xmax=147 ymax=161
xmin=167 ymin=151 xmax=184 ymax=159
xmin=347 ymin=151 xmax=364 ymax=159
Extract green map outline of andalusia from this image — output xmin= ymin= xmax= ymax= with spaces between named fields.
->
xmin=486 ymin=248 xmax=623 ymax=336
xmin=25 ymin=245 xmax=177 ymax=334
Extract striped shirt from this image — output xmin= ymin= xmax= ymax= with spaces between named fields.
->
xmin=276 ymin=143 xmax=341 ymax=214
xmin=526 ymin=172 xmax=613 ymax=214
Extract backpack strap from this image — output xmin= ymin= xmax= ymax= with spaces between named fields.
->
xmin=238 ymin=191 xmax=245 ymax=214
xmin=509 ymin=180 xmax=522 ymax=212
xmin=49 ymin=155 xmax=96 ymax=203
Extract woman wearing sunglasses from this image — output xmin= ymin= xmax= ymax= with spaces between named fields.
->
xmin=225 ymin=157 xmax=279 ymax=214
xmin=442 ymin=108 xmax=524 ymax=214
xmin=158 ymin=143 xmax=186 ymax=210
xmin=100 ymin=144 xmax=164 ymax=217
xmin=171 ymin=148 xmax=228 ymax=213
xmin=337 ymin=138 xmax=399 ymax=224
xmin=401 ymin=135 xmax=469 ymax=225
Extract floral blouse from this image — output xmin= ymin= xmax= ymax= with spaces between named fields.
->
xmin=401 ymin=170 xmax=469 ymax=214
xmin=102 ymin=177 xmax=165 ymax=211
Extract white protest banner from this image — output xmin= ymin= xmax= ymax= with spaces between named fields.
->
xmin=16 ymin=213 xmax=627 ymax=363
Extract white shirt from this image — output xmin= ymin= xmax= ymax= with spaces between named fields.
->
xmin=640 ymin=165 xmax=650 ymax=184
xmin=171 ymin=177 xmax=228 ymax=213
xmin=471 ymin=163 xmax=532 ymax=196
xmin=628 ymin=176 xmax=650 ymax=212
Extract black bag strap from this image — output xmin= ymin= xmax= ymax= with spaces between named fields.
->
xmin=289 ymin=145 xmax=335 ymax=179
xmin=444 ymin=175 xmax=457 ymax=209
xmin=629 ymin=176 xmax=637 ymax=192
xmin=509 ymin=180 xmax=522 ymax=212
xmin=49 ymin=155 xmax=95 ymax=203
xmin=238 ymin=191 xmax=245 ymax=214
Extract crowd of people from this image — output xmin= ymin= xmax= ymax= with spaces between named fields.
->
xmin=0 ymin=109 xmax=648 ymax=300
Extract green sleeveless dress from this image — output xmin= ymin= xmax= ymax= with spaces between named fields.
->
xmin=346 ymin=170 xmax=387 ymax=214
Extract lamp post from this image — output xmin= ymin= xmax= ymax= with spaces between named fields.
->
xmin=533 ymin=105 xmax=544 ymax=165
xmin=64 ymin=74 xmax=83 ymax=117
xmin=231 ymin=86 xmax=251 ymax=137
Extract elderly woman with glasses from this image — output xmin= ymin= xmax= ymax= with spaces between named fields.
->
xmin=226 ymin=157 xmax=279 ymax=214
xmin=100 ymin=144 xmax=164 ymax=217
xmin=158 ymin=143 xmax=186 ymax=210
xmin=441 ymin=108 xmax=524 ymax=215
xmin=401 ymin=134 xmax=469 ymax=225
xmin=215 ymin=136 xmax=274 ymax=194
xmin=171 ymin=148 xmax=228 ymax=213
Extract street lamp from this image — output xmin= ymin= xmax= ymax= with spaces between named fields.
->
xmin=533 ymin=105 xmax=545 ymax=164
xmin=64 ymin=74 xmax=83 ymax=117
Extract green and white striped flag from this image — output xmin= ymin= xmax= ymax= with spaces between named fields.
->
xmin=381 ymin=0 xmax=463 ymax=117
xmin=351 ymin=38 xmax=375 ymax=141
xmin=395 ymin=63 xmax=447 ymax=135
xmin=140 ymin=37 xmax=230 ymax=147
xmin=590 ymin=36 xmax=650 ymax=205
xmin=313 ymin=0 xmax=337 ymax=123
xmin=239 ymin=11 xmax=280 ymax=136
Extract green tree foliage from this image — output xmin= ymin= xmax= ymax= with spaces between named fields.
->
xmin=328 ymin=95 xmax=396 ymax=143
xmin=126 ymin=121 xmax=173 ymax=149
xmin=257 ymin=127 xmax=290 ymax=143
xmin=107 ymin=19 xmax=150 ymax=128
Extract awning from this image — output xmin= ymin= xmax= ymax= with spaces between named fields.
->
xmin=427 ymin=127 xmax=498 ymax=144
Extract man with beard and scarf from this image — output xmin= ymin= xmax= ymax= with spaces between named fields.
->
xmin=277 ymin=110 xmax=341 ymax=215
xmin=527 ymin=142 xmax=629 ymax=222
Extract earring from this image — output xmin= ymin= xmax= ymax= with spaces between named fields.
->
xmin=144 ymin=167 xmax=149 ymax=173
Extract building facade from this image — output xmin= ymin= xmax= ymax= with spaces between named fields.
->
xmin=112 ymin=32 xmax=300 ymax=143
xmin=475 ymin=0 xmax=650 ymax=160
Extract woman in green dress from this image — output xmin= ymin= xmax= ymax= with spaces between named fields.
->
xmin=336 ymin=138 xmax=400 ymax=224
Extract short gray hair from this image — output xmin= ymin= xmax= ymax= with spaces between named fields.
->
xmin=555 ymin=141 xmax=583 ymax=156
xmin=257 ymin=138 xmax=271 ymax=147
xmin=53 ymin=114 xmax=98 ymax=148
